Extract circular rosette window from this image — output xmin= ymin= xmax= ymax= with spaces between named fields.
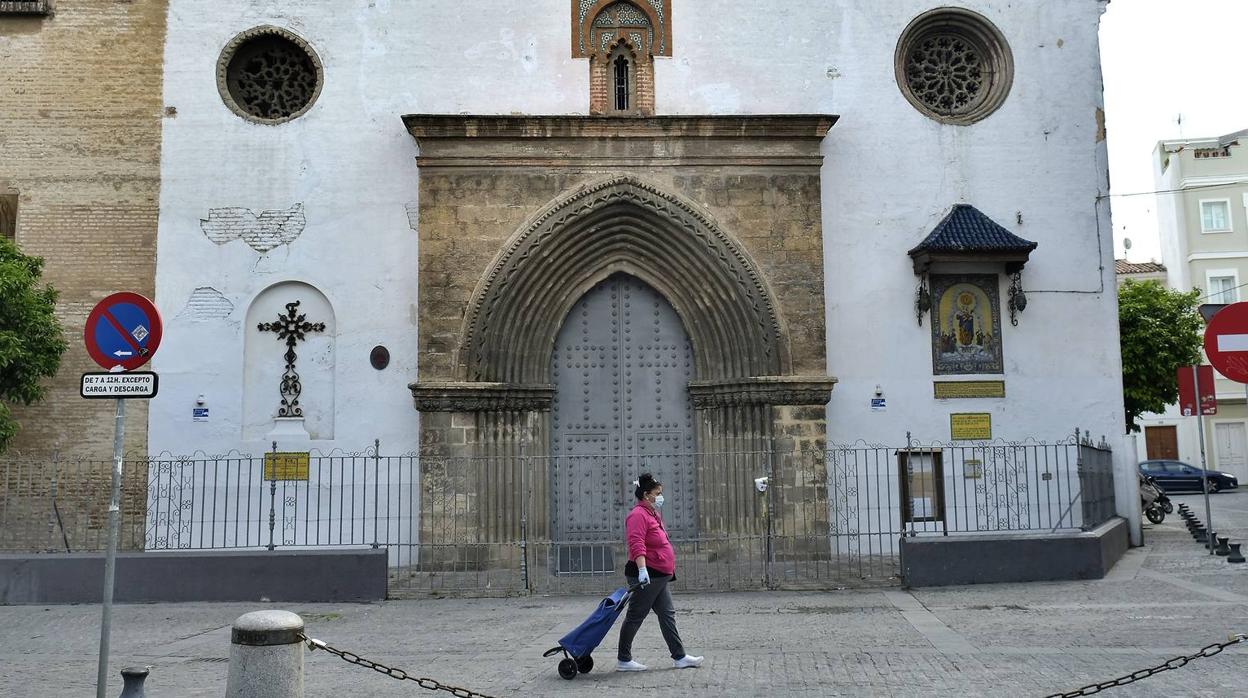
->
xmin=895 ymin=8 xmax=1014 ymax=125
xmin=217 ymin=26 xmax=324 ymax=125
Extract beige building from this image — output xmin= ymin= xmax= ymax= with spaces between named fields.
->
xmin=1139 ymin=129 xmax=1248 ymax=481
xmin=0 ymin=0 xmax=167 ymax=456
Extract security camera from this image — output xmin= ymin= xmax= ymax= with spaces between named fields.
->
xmin=754 ymin=477 xmax=769 ymax=493
xmin=195 ymin=394 xmax=206 ymax=406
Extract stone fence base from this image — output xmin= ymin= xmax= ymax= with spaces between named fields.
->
xmin=0 ymin=549 xmax=387 ymax=604
xmin=900 ymin=518 xmax=1129 ymax=587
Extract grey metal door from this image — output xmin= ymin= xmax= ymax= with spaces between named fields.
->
xmin=550 ymin=274 xmax=696 ymax=561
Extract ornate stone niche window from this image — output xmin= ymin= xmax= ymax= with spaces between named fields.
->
xmin=217 ymin=26 xmax=324 ymax=125
xmin=573 ymin=1 xmax=671 ymax=115
xmin=894 ymin=8 xmax=1013 ymax=125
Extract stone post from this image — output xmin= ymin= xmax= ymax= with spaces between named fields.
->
xmin=226 ymin=611 xmax=304 ymax=698
xmin=118 ymin=667 xmax=148 ymax=698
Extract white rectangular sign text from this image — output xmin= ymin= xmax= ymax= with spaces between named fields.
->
xmin=80 ymin=372 xmax=159 ymax=399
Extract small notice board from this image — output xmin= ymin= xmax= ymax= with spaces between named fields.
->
xmin=264 ymin=452 xmax=310 ymax=481
xmin=80 ymin=371 xmax=159 ymax=399
xmin=950 ymin=413 xmax=992 ymax=441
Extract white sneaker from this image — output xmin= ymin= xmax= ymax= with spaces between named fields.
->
xmin=616 ymin=660 xmax=649 ymax=672
xmin=673 ymin=655 xmax=704 ymax=669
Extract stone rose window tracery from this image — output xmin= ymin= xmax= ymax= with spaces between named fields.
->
xmin=217 ymin=26 xmax=324 ymax=125
xmin=908 ymin=34 xmax=983 ymax=116
xmin=895 ymin=8 xmax=1013 ymax=125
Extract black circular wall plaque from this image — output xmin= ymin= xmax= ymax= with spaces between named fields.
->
xmin=370 ymin=345 xmax=390 ymax=370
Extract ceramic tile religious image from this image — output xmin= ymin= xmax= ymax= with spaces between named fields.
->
xmin=929 ymin=274 xmax=1004 ymax=375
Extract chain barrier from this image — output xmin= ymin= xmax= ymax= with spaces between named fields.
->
xmin=299 ymin=633 xmax=498 ymax=698
xmin=1045 ymin=634 xmax=1247 ymax=697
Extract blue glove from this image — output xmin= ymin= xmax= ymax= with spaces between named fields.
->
xmin=637 ymin=566 xmax=650 ymax=586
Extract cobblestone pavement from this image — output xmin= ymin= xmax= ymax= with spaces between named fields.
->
xmin=4 ymin=492 xmax=1248 ymax=697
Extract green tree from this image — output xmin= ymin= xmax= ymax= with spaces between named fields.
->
xmin=1119 ymin=279 xmax=1203 ymax=433
xmin=0 ymin=238 xmax=67 ymax=452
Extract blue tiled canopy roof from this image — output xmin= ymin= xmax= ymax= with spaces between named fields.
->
xmin=908 ymin=204 xmax=1037 ymax=273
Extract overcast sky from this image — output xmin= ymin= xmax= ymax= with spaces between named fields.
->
xmin=1101 ymin=0 xmax=1248 ymax=262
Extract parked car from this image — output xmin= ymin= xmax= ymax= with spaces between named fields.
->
xmin=1138 ymin=460 xmax=1240 ymax=493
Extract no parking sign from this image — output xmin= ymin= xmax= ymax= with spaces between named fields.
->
xmin=82 ymin=292 xmax=162 ymax=371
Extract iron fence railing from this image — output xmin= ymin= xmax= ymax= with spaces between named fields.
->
xmin=1 ymin=434 xmax=1116 ymax=594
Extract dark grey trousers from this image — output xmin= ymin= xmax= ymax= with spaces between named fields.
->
xmin=617 ymin=574 xmax=686 ymax=662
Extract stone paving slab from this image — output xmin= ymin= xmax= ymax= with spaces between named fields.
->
xmin=5 ymin=492 xmax=1248 ymax=696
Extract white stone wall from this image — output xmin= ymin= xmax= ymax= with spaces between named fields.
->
xmin=153 ymin=1 xmax=1130 ymax=527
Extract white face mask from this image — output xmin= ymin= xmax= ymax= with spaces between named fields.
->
xmin=653 ymin=494 xmax=665 ymax=509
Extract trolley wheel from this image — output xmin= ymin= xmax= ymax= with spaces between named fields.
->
xmin=577 ymin=655 xmax=594 ymax=674
xmin=1162 ymin=501 xmax=1174 ymax=514
xmin=1145 ymin=506 xmax=1165 ymax=524
xmin=558 ymin=658 xmax=578 ymax=680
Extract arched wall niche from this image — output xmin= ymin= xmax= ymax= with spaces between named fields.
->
xmin=242 ymin=281 xmax=336 ymax=441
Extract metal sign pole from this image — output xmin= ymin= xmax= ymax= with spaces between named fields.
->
xmin=1194 ymin=367 xmax=1215 ymax=554
xmin=96 ymin=396 xmax=126 ymax=698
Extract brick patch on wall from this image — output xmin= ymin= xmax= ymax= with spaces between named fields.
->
xmin=200 ymin=203 xmax=305 ymax=253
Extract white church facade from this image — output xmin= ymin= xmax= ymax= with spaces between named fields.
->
xmin=142 ymin=1 xmax=1133 ymax=588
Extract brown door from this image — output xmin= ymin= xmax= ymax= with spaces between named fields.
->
xmin=1145 ymin=425 xmax=1179 ymax=460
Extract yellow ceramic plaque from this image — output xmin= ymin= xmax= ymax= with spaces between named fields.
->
xmin=934 ymin=381 xmax=1006 ymax=399
xmin=264 ymin=452 xmax=310 ymax=481
xmin=950 ymin=413 xmax=992 ymax=441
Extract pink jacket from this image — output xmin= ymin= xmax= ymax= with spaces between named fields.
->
xmin=625 ymin=501 xmax=675 ymax=575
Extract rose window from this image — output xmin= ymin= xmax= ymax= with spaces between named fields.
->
xmin=895 ymin=9 xmax=1013 ymax=125
xmin=218 ymin=27 xmax=323 ymax=124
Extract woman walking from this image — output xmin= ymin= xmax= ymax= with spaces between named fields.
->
xmin=616 ymin=473 xmax=705 ymax=672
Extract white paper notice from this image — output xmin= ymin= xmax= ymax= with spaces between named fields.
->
xmin=911 ymin=497 xmax=932 ymax=518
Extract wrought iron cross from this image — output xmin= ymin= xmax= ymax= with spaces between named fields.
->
xmin=257 ymin=300 xmax=326 ymax=418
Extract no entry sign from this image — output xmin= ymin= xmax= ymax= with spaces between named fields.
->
xmin=1204 ymin=302 xmax=1248 ymax=384
xmin=83 ymin=292 xmax=163 ymax=371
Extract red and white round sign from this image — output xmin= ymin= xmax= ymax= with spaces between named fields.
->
xmin=1204 ymin=302 xmax=1248 ymax=384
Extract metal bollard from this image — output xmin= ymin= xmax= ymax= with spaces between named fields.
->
xmin=1229 ymin=544 xmax=1246 ymax=564
xmin=1216 ymin=537 xmax=1232 ymax=556
xmin=118 ymin=667 xmax=148 ymax=698
xmin=225 ymin=611 xmax=304 ymax=698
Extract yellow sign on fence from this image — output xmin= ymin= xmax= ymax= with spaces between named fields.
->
xmin=264 ymin=452 xmax=310 ymax=481
xmin=933 ymin=381 xmax=1006 ymax=400
xmin=950 ymin=413 xmax=992 ymax=441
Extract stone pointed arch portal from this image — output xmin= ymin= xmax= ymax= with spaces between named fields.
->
xmin=464 ymin=176 xmax=787 ymax=386
xmin=404 ymin=115 xmax=838 ymax=577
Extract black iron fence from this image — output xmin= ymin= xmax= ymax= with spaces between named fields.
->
xmin=0 ymin=434 xmax=1116 ymax=594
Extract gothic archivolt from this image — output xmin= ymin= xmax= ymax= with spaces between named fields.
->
xmin=460 ymin=176 xmax=788 ymax=385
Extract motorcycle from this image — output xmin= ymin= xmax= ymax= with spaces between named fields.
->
xmin=1141 ymin=474 xmax=1170 ymax=524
